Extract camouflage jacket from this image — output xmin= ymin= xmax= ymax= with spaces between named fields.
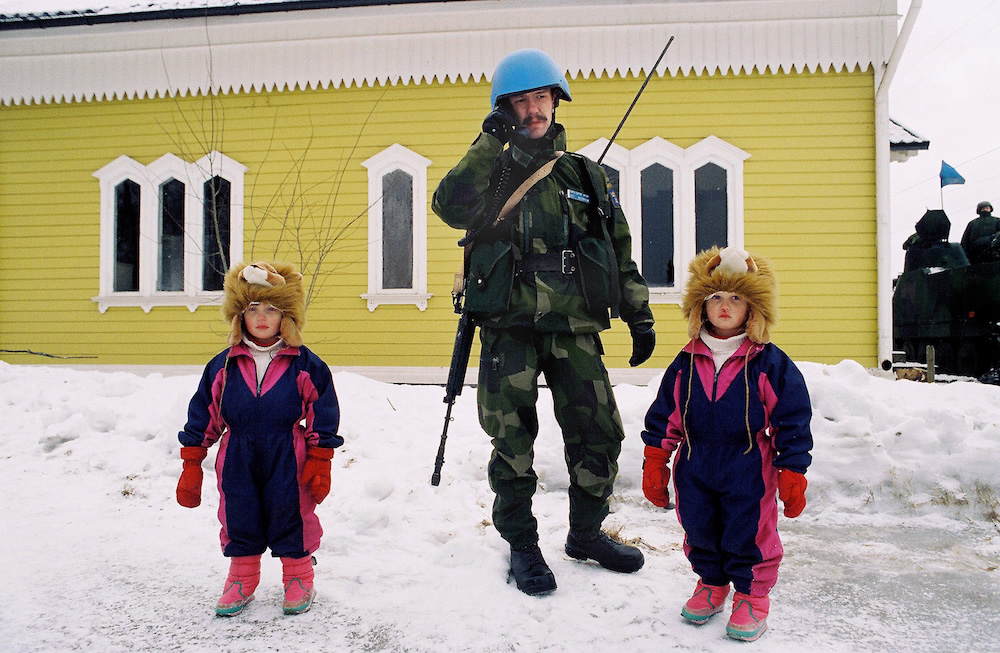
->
xmin=432 ymin=124 xmax=653 ymax=334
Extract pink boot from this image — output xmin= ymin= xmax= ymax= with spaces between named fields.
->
xmin=726 ymin=592 xmax=770 ymax=641
xmin=680 ymin=579 xmax=730 ymax=624
xmin=281 ymin=556 xmax=316 ymax=615
xmin=216 ymin=555 xmax=261 ymax=616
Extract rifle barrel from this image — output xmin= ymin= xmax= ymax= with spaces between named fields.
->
xmin=432 ymin=291 xmax=475 ymax=485
xmin=430 ymin=400 xmax=454 ymax=486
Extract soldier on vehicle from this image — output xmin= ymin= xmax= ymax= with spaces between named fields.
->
xmin=431 ymin=48 xmax=655 ymax=596
xmin=960 ymin=201 xmax=1000 ymax=264
xmin=902 ymin=209 xmax=969 ymax=272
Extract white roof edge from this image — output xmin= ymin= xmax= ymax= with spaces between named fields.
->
xmin=0 ymin=0 xmax=899 ymax=106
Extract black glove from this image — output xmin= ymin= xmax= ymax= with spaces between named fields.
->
xmin=629 ymin=323 xmax=655 ymax=367
xmin=482 ymin=108 xmax=519 ymax=145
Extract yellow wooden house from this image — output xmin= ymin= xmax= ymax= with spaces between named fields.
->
xmin=0 ymin=0 xmax=918 ymax=380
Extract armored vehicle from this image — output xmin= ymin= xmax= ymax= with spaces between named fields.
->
xmin=893 ymin=209 xmax=1000 ymax=376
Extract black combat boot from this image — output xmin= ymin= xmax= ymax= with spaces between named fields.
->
xmin=565 ymin=530 xmax=644 ymax=573
xmin=509 ymin=544 xmax=557 ymax=596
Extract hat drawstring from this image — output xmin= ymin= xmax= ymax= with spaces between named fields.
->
xmin=217 ymin=355 xmax=232 ymax=437
xmin=742 ymin=349 xmax=753 ymax=454
xmin=685 ymin=346 xmax=754 ymax=458
xmin=683 ymin=349 xmax=694 ymax=461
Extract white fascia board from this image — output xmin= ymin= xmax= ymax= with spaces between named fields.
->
xmin=0 ymin=0 xmax=898 ymax=106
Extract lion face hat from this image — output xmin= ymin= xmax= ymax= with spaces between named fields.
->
xmin=681 ymin=247 xmax=777 ymax=344
xmin=221 ymin=261 xmax=306 ymax=347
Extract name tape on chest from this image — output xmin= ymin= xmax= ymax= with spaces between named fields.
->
xmin=566 ymin=189 xmax=591 ymax=204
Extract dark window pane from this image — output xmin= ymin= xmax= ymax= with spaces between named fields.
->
xmin=203 ymin=176 xmax=231 ymax=291
xmin=695 ymin=163 xmax=728 ymax=252
xmin=640 ymin=163 xmax=674 ymax=287
xmin=382 ymin=169 xmax=413 ymax=290
xmin=158 ymin=179 xmax=185 ymax=291
xmin=114 ymin=179 xmax=140 ymax=292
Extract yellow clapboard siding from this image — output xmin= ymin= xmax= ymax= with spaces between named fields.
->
xmin=1 ymin=66 xmax=879 ymax=369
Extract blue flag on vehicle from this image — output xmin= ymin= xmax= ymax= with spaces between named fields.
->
xmin=940 ymin=161 xmax=965 ymax=187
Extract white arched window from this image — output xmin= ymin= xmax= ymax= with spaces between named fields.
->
xmin=92 ymin=151 xmax=246 ymax=312
xmin=361 ymin=144 xmax=432 ymax=311
xmin=580 ymin=135 xmax=749 ymax=304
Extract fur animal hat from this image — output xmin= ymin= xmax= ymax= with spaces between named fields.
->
xmin=221 ymin=261 xmax=306 ymax=346
xmin=681 ymin=246 xmax=777 ymax=344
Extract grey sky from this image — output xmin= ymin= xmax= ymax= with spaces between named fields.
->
xmin=890 ymin=0 xmax=1000 ymax=273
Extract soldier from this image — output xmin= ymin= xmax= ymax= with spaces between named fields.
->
xmin=432 ymin=48 xmax=656 ymax=596
xmin=961 ymin=201 xmax=1000 ymax=264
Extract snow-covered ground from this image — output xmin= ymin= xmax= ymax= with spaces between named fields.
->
xmin=0 ymin=359 xmax=998 ymax=652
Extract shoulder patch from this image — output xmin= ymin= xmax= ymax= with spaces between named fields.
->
xmin=566 ymin=189 xmax=590 ymax=204
xmin=609 ymin=188 xmax=621 ymax=208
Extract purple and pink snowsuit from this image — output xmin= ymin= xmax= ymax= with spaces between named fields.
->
xmin=179 ymin=343 xmax=342 ymax=559
xmin=642 ymin=337 xmax=812 ymax=597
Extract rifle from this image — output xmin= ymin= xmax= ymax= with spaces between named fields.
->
xmin=430 ymin=273 xmax=475 ymax=486
xmin=431 ymin=148 xmax=519 ymax=486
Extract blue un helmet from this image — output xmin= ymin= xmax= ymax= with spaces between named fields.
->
xmin=490 ymin=48 xmax=572 ymax=109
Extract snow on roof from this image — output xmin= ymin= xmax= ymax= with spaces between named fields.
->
xmin=889 ymin=118 xmax=930 ymax=163
xmin=0 ymin=0 xmax=901 ymax=106
xmin=2 ymin=0 xmax=434 ymax=23
xmin=889 ymin=118 xmax=930 ymax=149
xmin=0 ymin=0 xmax=283 ymax=19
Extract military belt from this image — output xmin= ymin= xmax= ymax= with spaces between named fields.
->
xmin=518 ymin=250 xmax=577 ymax=275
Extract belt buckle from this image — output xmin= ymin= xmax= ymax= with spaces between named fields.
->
xmin=561 ymin=249 xmax=576 ymax=274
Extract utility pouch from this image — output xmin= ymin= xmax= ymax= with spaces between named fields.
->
xmin=576 ymin=236 xmax=614 ymax=312
xmin=563 ymin=152 xmax=622 ymax=318
xmin=465 ymin=240 xmax=516 ymax=316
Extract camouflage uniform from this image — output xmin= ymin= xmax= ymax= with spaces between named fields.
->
xmin=432 ymin=124 xmax=653 ymax=548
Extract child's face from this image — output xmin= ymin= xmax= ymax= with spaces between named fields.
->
xmin=243 ymin=302 xmax=283 ymax=345
xmin=704 ymin=292 xmax=749 ymax=338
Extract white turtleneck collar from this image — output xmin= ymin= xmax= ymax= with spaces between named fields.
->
xmin=242 ymin=336 xmax=285 ymax=388
xmin=699 ymin=327 xmax=747 ymax=373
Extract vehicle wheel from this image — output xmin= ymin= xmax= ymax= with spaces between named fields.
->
xmin=903 ymin=340 xmax=919 ymax=363
xmin=956 ymin=341 xmax=980 ymax=377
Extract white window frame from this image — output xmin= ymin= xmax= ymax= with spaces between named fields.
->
xmin=361 ymin=144 xmax=432 ymax=311
xmin=684 ymin=135 xmax=749 ymax=269
xmin=189 ymin=152 xmax=247 ymax=294
xmin=92 ymin=151 xmax=247 ymax=313
xmin=579 ymin=135 xmax=750 ymax=305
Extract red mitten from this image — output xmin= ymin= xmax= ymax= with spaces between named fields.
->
xmin=777 ymin=469 xmax=807 ymax=518
xmin=642 ymin=445 xmax=672 ymax=508
xmin=176 ymin=446 xmax=208 ymax=508
xmin=303 ymin=447 xmax=335 ymax=504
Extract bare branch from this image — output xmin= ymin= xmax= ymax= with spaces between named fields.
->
xmin=1 ymin=349 xmax=98 ymax=360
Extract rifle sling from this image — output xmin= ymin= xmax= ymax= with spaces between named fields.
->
xmin=491 ymin=151 xmax=564 ymax=228
xmin=462 ymin=151 xmax=565 ymax=269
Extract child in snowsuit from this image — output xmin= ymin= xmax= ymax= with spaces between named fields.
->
xmin=176 ymin=261 xmax=342 ymax=617
xmin=640 ymin=247 xmax=812 ymax=641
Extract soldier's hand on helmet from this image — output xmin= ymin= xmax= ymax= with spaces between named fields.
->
xmin=482 ymin=108 xmax=519 ymax=145
xmin=628 ymin=323 xmax=656 ymax=367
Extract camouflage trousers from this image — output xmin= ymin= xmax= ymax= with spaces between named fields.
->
xmin=477 ymin=326 xmax=625 ymax=549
